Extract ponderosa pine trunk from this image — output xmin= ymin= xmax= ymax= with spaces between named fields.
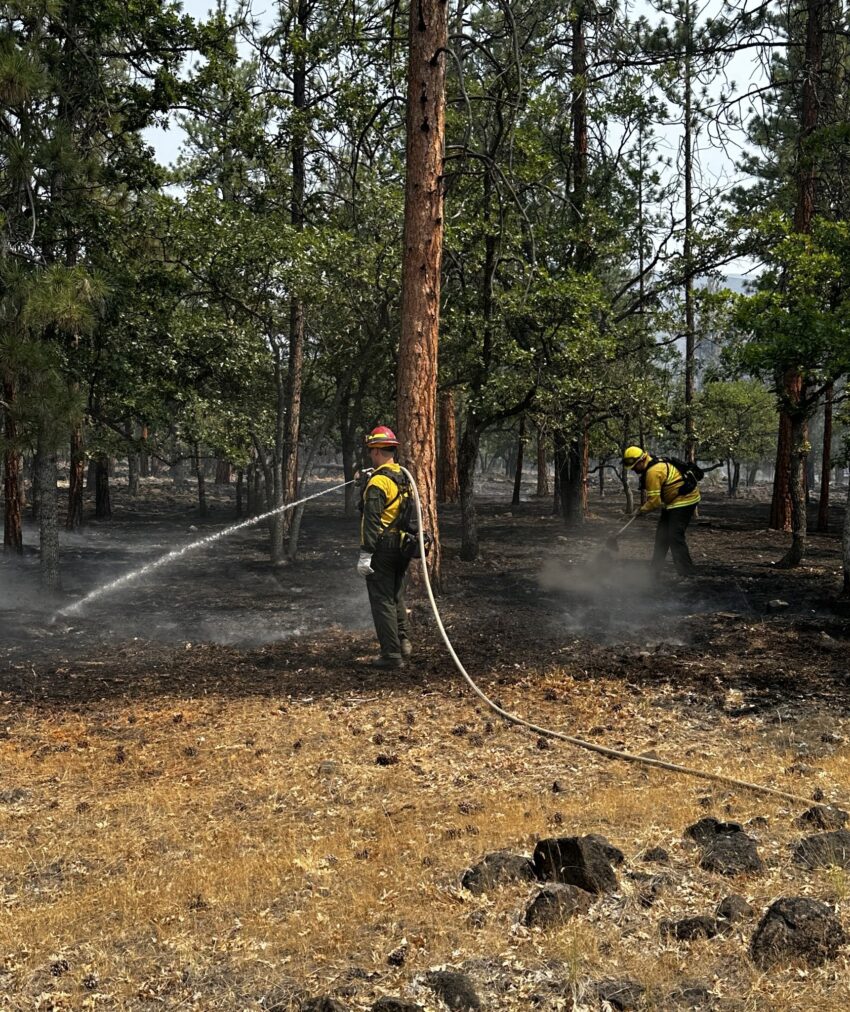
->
xmin=396 ymin=0 xmax=447 ymax=588
xmin=193 ymin=443 xmax=207 ymax=517
xmin=36 ymin=434 xmax=60 ymax=590
xmin=817 ymin=381 xmax=832 ymax=532
xmin=66 ymin=424 xmax=84 ymax=529
xmin=536 ymin=427 xmax=549 ymax=498
xmin=772 ymin=0 xmax=825 ymax=549
xmin=770 ymin=369 xmax=799 ymax=531
xmin=280 ymin=0 xmax=308 ymax=547
xmin=458 ymin=417 xmax=481 ymax=561
xmin=511 ymin=415 xmax=526 ymax=506
xmin=3 ymin=374 xmax=23 ymax=552
xmin=780 ymin=413 xmax=808 ymax=567
xmin=437 ymin=390 xmax=459 ymax=503
xmin=126 ymin=421 xmax=140 ymax=497
xmin=842 ymin=489 xmax=850 ymax=596
xmin=95 ymin=454 xmax=111 ymax=519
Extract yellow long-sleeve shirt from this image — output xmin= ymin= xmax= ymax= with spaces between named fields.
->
xmin=639 ymin=458 xmax=701 ymax=513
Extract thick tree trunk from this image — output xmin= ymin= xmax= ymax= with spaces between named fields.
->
xmin=536 ymin=427 xmax=549 ymax=498
xmin=36 ymin=435 xmax=60 ymax=590
xmin=235 ymin=468 xmax=244 ymax=518
xmin=3 ymin=375 xmax=23 ymax=552
xmin=140 ymin=425 xmax=150 ymax=478
xmin=770 ymin=370 xmax=800 ymax=531
xmin=437 ymin=390 xmax=459 ymax=503
xmin=215 ymin=458 xmax=232 ymax=485
xmin=396 ymin=0 xmax=447 ymax=588
xmin=278 ymin=0 xmax=308 ymax=554
xmin=126 ymin=421 xmax=140 ymax=498
xmin=817 ymin=381 xmax=832 ymax=532
xmin=95 ymin=454 xmax=111 ymax=519
xmin=683 ymin=0 xmax=696 ymax=464
xmin=511 ymin=415 xmax=526 ymax=506
xmin=339 ymin=395 xmax=358 ymax=517
xmin=458 ymin=418 xmax=481 ymax=561
xmin=270 ymin=351 xmax=287 ymax=561
xmin=193 ymin=443 xmax=207 ymax=517
xmin=779 ymin=413 xmax=808 ymax=567
xmin=842 ymin=492 xmax=850 ymax=596
xmin=555 ymin=429 xmax=585 ymax=526
xmin=66 ymin=424 xmax=84 ymax=530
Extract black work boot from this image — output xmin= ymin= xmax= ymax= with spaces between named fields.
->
xmin=372 ymin=655 xmax=405 ymax=670
xmin=399 ymin=636 xmax=413 ymax=658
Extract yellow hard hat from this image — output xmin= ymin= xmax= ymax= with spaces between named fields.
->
xmin=623 ymin=446 xmax=648 ymax=469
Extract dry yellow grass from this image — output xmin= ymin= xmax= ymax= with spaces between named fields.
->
xmin=1 ymin=663 xmax=848 ymax=1010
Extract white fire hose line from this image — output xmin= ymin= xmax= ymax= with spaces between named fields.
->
xmin=400 ymin=466 xmax=839 ymax=812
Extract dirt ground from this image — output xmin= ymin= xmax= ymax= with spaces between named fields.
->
xmin=1 ymin=475 xmax=849 ymax=1010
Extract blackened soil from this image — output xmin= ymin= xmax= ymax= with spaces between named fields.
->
xmin=2 ymin=477 xmax=848 ymax=723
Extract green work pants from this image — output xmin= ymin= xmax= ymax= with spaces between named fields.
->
xmin=366 ymin=538 xmax=410 ymax=659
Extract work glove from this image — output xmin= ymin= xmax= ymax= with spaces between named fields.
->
xmin=357 ymin=551 xmax=374 ymax=577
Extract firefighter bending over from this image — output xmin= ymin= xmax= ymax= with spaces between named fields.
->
xmin=623 ymin=446 xmax=700 ymax=577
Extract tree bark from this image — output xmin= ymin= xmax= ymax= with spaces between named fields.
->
xmin=66 ymin=424 xmax=85 ymax=529
xmin=215 ymin=458 xmax=232 ymax=484
xmin=396 ymin=0 xmax=447 ymax=588
xmin=536 ymin=426 xmax=549 ymax=497
xmin=458 ymin=416 xmax=481 ymax=561
xmin=683 ymin=0 xmax=696 ymax=464
xmin=235 ymin=468 xmax=244 ymax=518
xmin=36 ymin=434 xmax=60 ymax=590
xmin=817 ymin=381 xmax=832 ymax=532
xmin=437 ymin=389 xmax=459 ymax=503
xmin=126 ymin=421 xmax=140 ymax=498
xmin=193 ymin=443 xmax=207 ymax=517
xmin=3 ymin=374 xmax=23 ymax=552
xmin=770 ymin=369 xmax=800 ymax=531
xmin=511 ymin=415 xmax=526 ymax=506
xmin=842 ymin=487 xmax=850 ymax=596
xmin=95 ymin=454 xmax=111 ymax=519
xmin=779 ymin=413 xmax=808 ymax=567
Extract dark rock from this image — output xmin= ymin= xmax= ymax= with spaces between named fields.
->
xmin=584 ymin=833 xmax=625 ymax=866
xmin=302 ymin=999 xmax=348 ymax=1012
xmin=793 ymin=829 xmax=850 ymax=869
xmin=660 ymin=915 xmax=719 ymax=941
xmin=716 ymin=894 xmax=754 ymax=926
xmin=795 ymin=805 xmax=848 ymax=832
xmin=595 ymin=978 xmax=645 ymax=1010
xmin=699 ymin=832 xmax=763 ymax=876
xmin=641 ymin=846 xmax=669 ymax=863
xmin=751 ymin=896 xmax=846 ymax=967
xmin=523 ymin=883 xmax=594 ymax=928
xmin=684 ymin=817 xmax=743 ymax=847
xmin=423 ymin=970 xmax=481 ymax=1011
xmin=460 ymin=851 xmax=536 ymax=895
xmin=533 ymin=836 xmax=619 ymax=893
xmin=372 ymin=999 xmax=424 ymax=1012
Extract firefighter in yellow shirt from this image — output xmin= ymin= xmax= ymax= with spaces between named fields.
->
xmin=623 ymin=446 xmax=700 ymax=577
xmin=357 ymin=426 xmax=412 ymax=669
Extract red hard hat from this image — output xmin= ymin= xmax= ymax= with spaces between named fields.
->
xmin=365 ymin=425 xmax=399 ymax=448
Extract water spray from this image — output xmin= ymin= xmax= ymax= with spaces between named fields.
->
xmin=400 ymin=466 xmax=840 ymax=812
xmin=53 ymin=479 xmax=356 ymax=622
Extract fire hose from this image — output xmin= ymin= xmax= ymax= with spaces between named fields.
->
xmin=399 ymin=466 xmax=839 ymax=812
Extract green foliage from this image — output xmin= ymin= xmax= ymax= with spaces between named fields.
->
xmin=729 ymin=216 xmax=850 ymax=407
xmin=695 ymin=379 xmax=778 ymax=464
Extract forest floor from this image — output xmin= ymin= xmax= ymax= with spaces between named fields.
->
xmin=1 ymin=475 xmax=850 ymax=1011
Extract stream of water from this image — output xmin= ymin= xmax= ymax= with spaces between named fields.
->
xmin=54 ymin=479 xmax=355 ymax=621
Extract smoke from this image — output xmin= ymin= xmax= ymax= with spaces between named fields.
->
xmin=536 ymin=550 xmax=748 ymax=644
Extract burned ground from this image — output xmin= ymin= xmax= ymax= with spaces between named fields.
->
xmin=1 ymin=478 xmax=849 ymax=1010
